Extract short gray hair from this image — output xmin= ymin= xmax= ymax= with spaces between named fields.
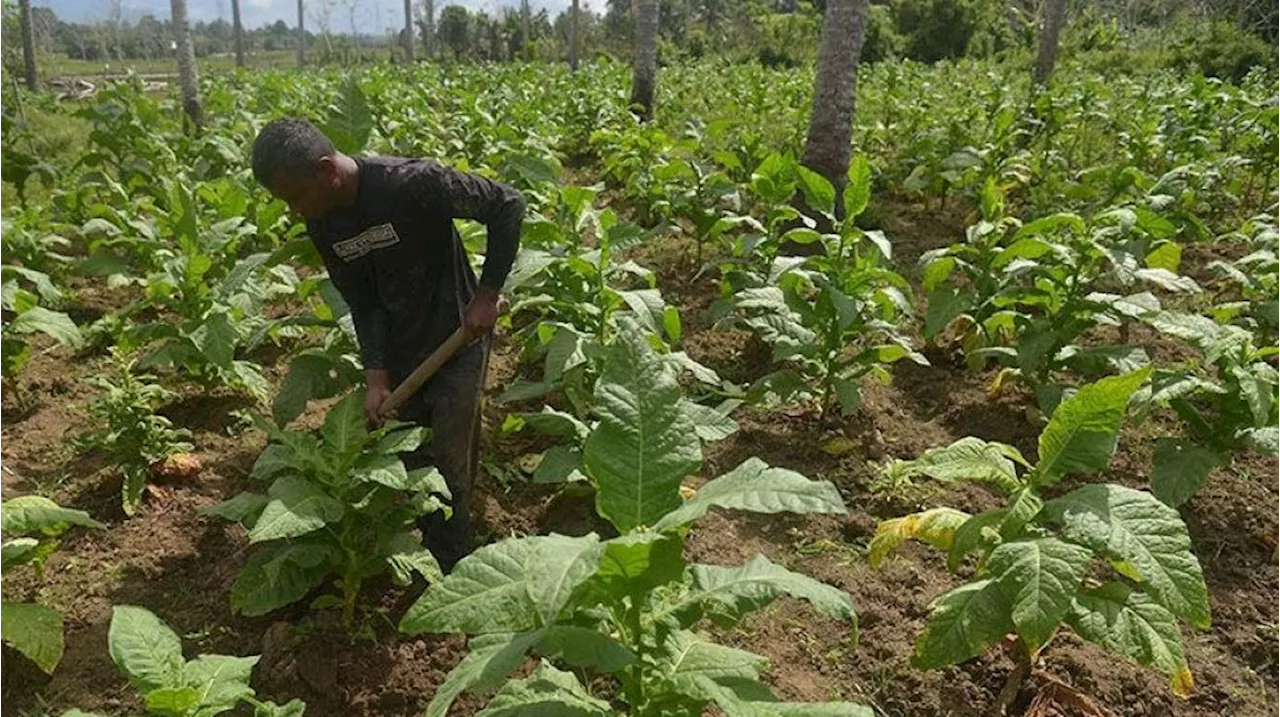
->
xmin=251 ymin=117 xmax=335 ymax=186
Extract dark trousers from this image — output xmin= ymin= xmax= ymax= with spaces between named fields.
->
xmin=394 ymin=336 xmax=489 ymax=572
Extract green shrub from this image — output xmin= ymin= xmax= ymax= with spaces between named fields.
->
xmin=1173 ymin=20 xmax=1276 ymax=83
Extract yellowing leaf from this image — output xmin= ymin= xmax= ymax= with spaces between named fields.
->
xmin=869 ymin=508 xmax=970 ymax=568
xmin=1171 ymin=664 xmax=1195 ymax=698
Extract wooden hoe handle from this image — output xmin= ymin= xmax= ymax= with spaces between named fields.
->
xmin=381 ymin=327 xmax=471 ymax=416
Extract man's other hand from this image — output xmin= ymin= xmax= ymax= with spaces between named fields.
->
xmin=365 ymin=369 xmax=392 ymax=428
xmin=463 ymin=285 xmax=503 ymax=339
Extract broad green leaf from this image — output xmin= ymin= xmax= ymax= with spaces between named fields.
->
xmin=353 ymin=453 xmax=411 ymax=490
xmin=320 ymin=393 xmax=367 ymax=455
xmin=273 ymin=353 xmax=338 ymax=424
xmin=1044 ymin=484 xmax=1210 ymax=628
xmin=10 ymin=307 xmax=83 ymax=348
xmin=997 ymin=487 xmax=1044 ymax=539
xmin=181 ymin=654 xmax=258 ymax=711
xmin=832 ymin=377 xmax=861 ymax=415
xmin=584 ymin=328 xmax=702 ymax=533
xmin=248 ymin=475 xmax=345 ymax=543
xmin=682 ymin=554 xmax=856 ymax=626
xmin=1034 ymin=367 xmax=1150 ymax=486
xmin=476 ymin=662 xmax=613 ymax=716
xmin=869 ymin=508 xmax=971 ymax=567
xmin=913 ymin=579 xmax=1013 ymax=669
xmin=535 ymin=625 xmax=636 ymax=672
xmin=425 ymin=631 xmax=543 ymax=717
xmin=923 ymin=285 xmax=972 ymax=339
xmin=323 ymin=78 xmax=373 ymax=154
xmin=948 ymin=509 xmax=1006 ymax=572
xmin=1067 ymin=582 xmax=1194 ymax=697
xmin=795 ymin=164 xmax=835 ymax=215
xmin=735 ymin=702 xmax=874 ymax=717
xmin=400 ymin=534 xmax=603 ymax=634
xmin=1145 ymin=243 xmax=1182 ymax=272
xmin=254 ymin=699 xmax=308 ymax=717
xmin=198 ymin=492 xmax=268 ymax=525
xmin=1230 ymin=364 xmax=1272 ymax=427
xmin=897 ymin=437 xmax=1025 ymax=491
xmin=1 ymin=538 xmax=40 ymax=571
xmin=1150 ymin=439 xmax=1220 ymax=507
xmin=144 ymin=687 xmax=201 ymax=716
xmin=680 ymin=399 xmax=738 ymax=442
xmin=533 ymin=446 xmax=587 ymax=484
xmin=591 ymin=532 xmax=686 ymax=597
xmin=231 ymin=543 xmax=332 ymax=616
xmin=191 ymin=310 xmax=237 ymax=368
xmin=652 ymin=458 xmax=845 ymax=532
xmin=1 ymin=602 xmax=64 ymax=674
xmin=375 ymin=426 xmax=429 ymax=455
xmin=1237 ymin=427 xmax=1279 ymax=454
xmin=986 ymin=538 xmax=1093 ymax=651
xmin=1 ymin=496 xmax=102 ymax=536
xmin=108 ymin=605 xmax=185 ymax=693
xmin=517 ymin=407 xmax=590 ymax=441
xmin=844 ymin=154 xmax=872 ymax=220
xmin=618 ymin=289 xmax=667 ymax=336
xmin=386 ymin=532 xmax=444 ymax=586
xmin=659 ymin=630 xmax=768 ymax=701
xmin=250 ymin=444 xmax=295 ymax=482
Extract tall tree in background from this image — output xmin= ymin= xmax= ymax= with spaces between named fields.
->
xmin=569 ymin=0 xmax=580 ymax=71
xmin=231 ymin=0 xmax=245 ymax=66
xmin=802 ymin=0 xmax=870 ymax=208
xmin=1034 ymin=0 xmax=1067 ymax=86
xmin=170 ymin=0 xmax=204 ymax=131
xmin=423 ymin=0 xmax=436 ymax=59
xmin=521 ymin=0 xmax=532 ymax=60
xmin=403 ymin=0 xmax=414 ymax=60
xmin=19 ymin=0 xmax=37 ymax=89
xmin=629 ymin=0 xmax=658 ymax=120
xmin=296 ymin=0 xmax=306 ymax=65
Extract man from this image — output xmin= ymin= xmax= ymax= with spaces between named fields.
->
xmin=250 ymin=118 xmax=525 ymax=572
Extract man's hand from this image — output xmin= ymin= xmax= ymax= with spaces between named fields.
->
xmin=365 ymin=369 xmax=392 ymax=428
xmin=462 ymin=285 xmax=503 ymax=339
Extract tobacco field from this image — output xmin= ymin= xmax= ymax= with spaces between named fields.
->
xmin=1 ymin=52 xmax=1277 ymax=717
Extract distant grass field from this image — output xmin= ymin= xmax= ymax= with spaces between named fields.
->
xmin=39 ymin=50 xmax=302 ymax=78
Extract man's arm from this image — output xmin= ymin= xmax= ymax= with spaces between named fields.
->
xmin=322 ymin=249 xmax=393 ymax=424
xmin=414 ymin=164 xmax=526 ymax=335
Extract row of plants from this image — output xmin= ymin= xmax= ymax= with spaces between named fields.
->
xmin=1 ymin=55 xmax=1275 ymax=714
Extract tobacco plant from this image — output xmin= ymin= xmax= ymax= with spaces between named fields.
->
xmin=105 ymin=605 xmax=306 ymax=716
xmin=871 ymin=368 xmax=1211 ymax=696
xmin=401 ymin=326 xmax=865 ymax=716
xmin=1 ymin=496 xmax=102 ymax=675
xmin=77 ymin=351 xmax=194 ymax=516
xmin=202 ymin=394 xmax=448 ymax=626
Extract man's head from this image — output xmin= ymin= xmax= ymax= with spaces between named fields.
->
xmin=252 ymin=118 xmax=350 ymax=219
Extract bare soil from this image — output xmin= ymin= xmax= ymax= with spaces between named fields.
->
xmin=2 ymin=195 xmax=1276 ymax=717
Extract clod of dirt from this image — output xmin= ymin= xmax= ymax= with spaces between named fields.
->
xmin=150 ymin=452 xmax=202 ymax=482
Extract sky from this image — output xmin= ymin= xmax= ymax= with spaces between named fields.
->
xmin=34 ymin=1 xmax=588 ymax=33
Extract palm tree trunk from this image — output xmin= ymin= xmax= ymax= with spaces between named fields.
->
xmin=403 ymin=0 xmax=414 ymax=61
xmin=522 ymin=0 xmax=532 ymax=61
xmin=1034 ymin=0 xmax=1067 ymax=87
xmin=297 ymin=0 xmax=307 ymax=67
xmin=569 ymin=0 xmax=579 ymax=71
xmin=801 ymin=0 xmax=870 ymax=205
xmin=232 ymin=0 xmax=245 ymax=67
xmin=424 ymin=0 xmax=436 ymax=60
xmin=19 ymin=0 xmax=37 ymax=90
xmin=170 ymin=0 xmax=204 ymax=131
xmin=629 ymin=0 xmax=658 ymax=121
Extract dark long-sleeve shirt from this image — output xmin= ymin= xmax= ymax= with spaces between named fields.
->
xmin=305 ymin=156 xmax=525 ymax=377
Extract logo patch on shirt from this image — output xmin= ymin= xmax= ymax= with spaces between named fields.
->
xmin=333 ymin=223 xmax=400 ymax=261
